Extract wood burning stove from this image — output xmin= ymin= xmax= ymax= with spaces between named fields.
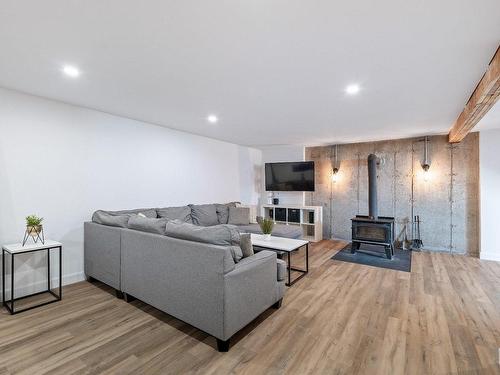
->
xmin=351 ymin=154 xmax=395 ymax=259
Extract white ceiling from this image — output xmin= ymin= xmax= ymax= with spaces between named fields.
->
xmin=1 ymin=1 xmax=499 ymax=147
xmin=476 ymin=100 xmax=500 ymax=131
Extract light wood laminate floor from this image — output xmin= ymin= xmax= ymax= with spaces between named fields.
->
xmin=1 ymin=240 xmax=499 ymax=374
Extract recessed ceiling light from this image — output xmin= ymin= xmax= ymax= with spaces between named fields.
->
xmin=62 ymin=65 xmax=80 ymax=78
xmin=345 ymin=84 xmax=360 ymax=95
xmin=207 ymin=114 xmax=218 ymax=124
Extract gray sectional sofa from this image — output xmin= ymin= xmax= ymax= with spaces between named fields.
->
xmin=84 ymin=203 xmax=292 ymax=352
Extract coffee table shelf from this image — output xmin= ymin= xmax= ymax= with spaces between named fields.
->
xmin=251 ymin=234 xmax=309 ymax=286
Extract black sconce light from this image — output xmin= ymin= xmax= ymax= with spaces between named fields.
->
xmin=422 ymin=136 xmax=431 ymax=180
xmin=331 ymin=144 xmax=339 ymax=183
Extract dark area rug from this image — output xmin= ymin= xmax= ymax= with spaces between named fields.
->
xmin=331 ymin=243 xmax=412 ymax=272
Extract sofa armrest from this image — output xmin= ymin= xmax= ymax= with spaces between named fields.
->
xmin=121 ymin=229 xmax=236 ymax=339
xmin=84 ymin=222 xmax=122 ymax=290
xmin=223 ymin=250 xmax=282 ymax=340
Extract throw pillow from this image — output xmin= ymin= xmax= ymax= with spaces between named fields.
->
xmin=215 ymin=202 xmax=237 ymax=224
xmin=239 ymin=233 xmax=254 ymax=258
xmin=228 ymin=207 xmax=250 ymax=225
xmin=157 ymin=206 xmax=193 ymax=223
xmin=128 ymin=216 xmax=169 ymax=235
xmin=189 ymin=204 xmax=219 ymax=226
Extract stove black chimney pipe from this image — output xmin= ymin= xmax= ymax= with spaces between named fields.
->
xmin=368 ymin=154 xmax=378 ymax=219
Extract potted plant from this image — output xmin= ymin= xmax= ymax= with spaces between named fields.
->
xmin=259 ymin=217 xmax=274 ymax=240
xmin=25 ymin=215 xmax=44 ymax=243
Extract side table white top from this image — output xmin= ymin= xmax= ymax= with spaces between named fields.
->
xmin=2 ymin=240 xmax=63 ymax=254
xmin=251 ymin=234 xmax=308 ymax=252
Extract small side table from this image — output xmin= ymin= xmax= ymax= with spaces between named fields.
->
xmin=2 ymin=240 xmax=62 ymax=314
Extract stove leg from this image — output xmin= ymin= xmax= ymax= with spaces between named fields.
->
xmin=351 ymin=242 xmax=360 ymax=253
xmin=385 ymin=246 xmax=393 ymax=260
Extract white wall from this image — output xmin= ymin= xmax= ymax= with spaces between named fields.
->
xmin=259 ymin=145 xmax=305 ymax=206
xmin=479 ymin=129 xmax=500 ymax=261
xmin=0 ymin=87 xmax=262 ymax=298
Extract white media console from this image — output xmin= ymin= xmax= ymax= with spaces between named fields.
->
xmin=261 ymin=204 xmax=323 ymax=242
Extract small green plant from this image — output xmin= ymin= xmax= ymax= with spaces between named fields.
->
xmin=26 ymin=215 xmax=43 ymax=227
xmin=259 ymin=218 xmax=274 ymax=235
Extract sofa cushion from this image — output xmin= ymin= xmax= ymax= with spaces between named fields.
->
xmin=157 ymin=206 xmax=192 ymax=223
xmin=128 ymin=216 xmax=169 ymax=235
xmin=215 ymin=202 xmax=237 ymax=224
xmin=228 ymin=207 xmax=250 ymax=225
xmin=165 ymin=220 xmax=243 ymax=262
xmin=236 ymin=223 xmax=303 ymax=239
xmin=239 ymin=233 xmax=254 ymax=258
xmin=92 ymin=211 xmax=130 ymax=228
xmin=189 ymin=204 xmax=219 ymax=226
xmin=112 ymin=208 xmax=157 ymax=218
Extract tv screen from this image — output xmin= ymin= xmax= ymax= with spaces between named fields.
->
xmin=265 ymin=161 xmax=315 ymax=191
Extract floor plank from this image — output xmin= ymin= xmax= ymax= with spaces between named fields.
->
xmin=0 ymin=240 xmax=499 ymax=374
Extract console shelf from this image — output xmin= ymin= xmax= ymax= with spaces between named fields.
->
xmin=261 ymin=204 xmax=323 ymax=242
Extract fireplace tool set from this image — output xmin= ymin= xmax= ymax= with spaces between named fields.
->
xmin=411 ymin=215 xmax=423 ymax=250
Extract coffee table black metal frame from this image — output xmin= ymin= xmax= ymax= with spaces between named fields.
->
xmin=2 ymin=242 xmax=62 ymax=315
xmin=254 ymin=242 xmax=309 ymax=286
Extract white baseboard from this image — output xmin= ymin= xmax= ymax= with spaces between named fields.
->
xmin=0 ymin=271 xmax=85 ymax=300
xmin=480 ymin=251 xmax=500 ymax=262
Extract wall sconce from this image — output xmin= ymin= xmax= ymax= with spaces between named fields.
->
xmin=331 ymin=144 xmax=340 ymax=183
xmin=421 ymin=136 xmax=431 ymax=181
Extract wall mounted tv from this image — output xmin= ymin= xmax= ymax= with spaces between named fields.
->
xmin=265 ymin=161 xmax=315 ymax=191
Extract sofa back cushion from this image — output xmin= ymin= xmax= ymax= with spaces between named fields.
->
xmin=228 ymin=206 xmax=250 ymax=225
xmin=128 ymin=216 xmax=169 ymax=235
xmin=189 ymin=204 xmax=219 ymax=226
xmin=92 ymin=211 xmax=130 ymax=228
xmin=165 ymin=220 xmax=243 ymax=262
xmin=215 ymin=202 xmax=237 ymax=224
xmin=157 ymin=206 xmax=193 ymax=223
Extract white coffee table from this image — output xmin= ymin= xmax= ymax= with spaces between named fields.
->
xmin=2 ymin=240 xmax=62 ymax=314
xmin=251 ymin=234 xmax=309 ymax=286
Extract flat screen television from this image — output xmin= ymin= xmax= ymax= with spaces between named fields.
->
xmin=265 ymin=161 xmax=315 ymax=191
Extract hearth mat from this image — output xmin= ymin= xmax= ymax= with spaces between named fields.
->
xmin=331 ymin=243 xmax=412 ymax=272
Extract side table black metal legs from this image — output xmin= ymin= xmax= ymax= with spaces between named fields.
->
xmin=2 ymin=246 xmax=62 ymax=315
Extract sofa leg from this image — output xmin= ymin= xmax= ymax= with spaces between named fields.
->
xmin=216 ymin=339 xmax=230 ymax=352
xmin=115 ymin=290 xmax=124 ymax=299
xmin=273 ymin=298 xmax=283 ymax=309
xmin=86 ymin=275 xmax=95 ymax=283
xmin=123 ymin=293 xmax=136 ymax=303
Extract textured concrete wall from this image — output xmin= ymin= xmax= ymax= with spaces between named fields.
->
xmin=305 ymin=134 xmax=479 ymax=256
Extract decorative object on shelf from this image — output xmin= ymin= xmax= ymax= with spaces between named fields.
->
xmin=259 ymin=218 xmax=274 ymax=240
xmin=267 ymin=192 xmax=274 ymax=205
xmin=22 ymin=214 xmax=45 ymax=246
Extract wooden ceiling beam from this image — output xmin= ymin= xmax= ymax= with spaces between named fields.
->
xmin=449 ymin=46 xmax=500 ymax=143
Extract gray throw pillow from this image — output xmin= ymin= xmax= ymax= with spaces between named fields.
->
xmin=215 ymin=202 xmax=238 ymax=224
xmin=157 ymin=206 xmax=193 ymax=223
xmin=128 ymin=216 xmax=169 ymax=235
xmin=189 ymin=204 xmax=219 ymax=226
xmin=228 ymin=207 xmax=250 ymax=225
xmin=165 ymin=220 xmax=243 ymax=262
xmin=239 ymin=233 xmax=254 ymax=258
xmin=92 ymin=211 xmax=130 ymax=228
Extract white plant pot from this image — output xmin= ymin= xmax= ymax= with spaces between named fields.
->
xmin=263 ymin=233 xmax=272 ymax=240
